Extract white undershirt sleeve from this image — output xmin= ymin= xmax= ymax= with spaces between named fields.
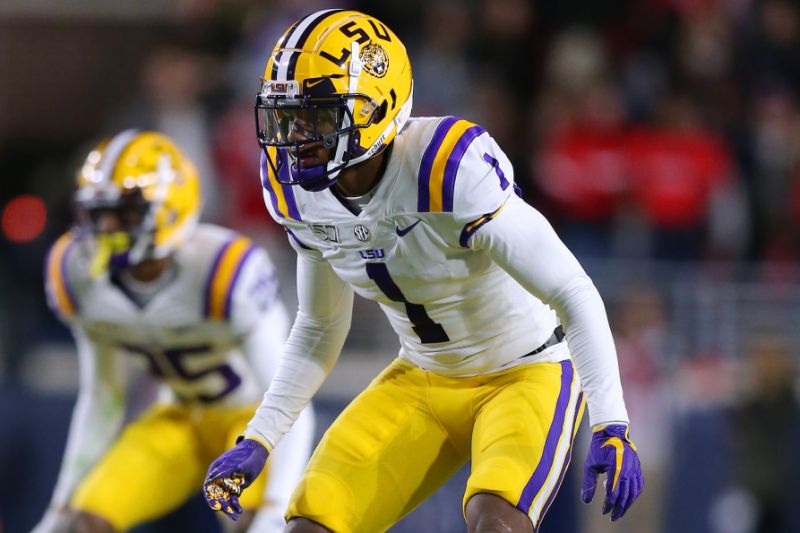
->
xmin=236 ymin=262 xmax=317 ymax=520
xmin=470 ymin=194 xmax=629 ymax=427
xmin=47 ymin=327 xmax=127 ymax=509
xmin=244 ymin=251 xmax=353 ymax=449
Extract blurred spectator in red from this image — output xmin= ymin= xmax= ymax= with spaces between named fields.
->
xmin=531 ymin=29 xmax=629 ymax=258
xmin=625 ymin=91 xmax=746 ymax=260
xmin=211 ymin=105 xmax=272 ymax=232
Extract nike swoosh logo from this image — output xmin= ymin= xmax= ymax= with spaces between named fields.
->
xmin=305 ymin=78 xmax=327 ymax=88
xmin=601 ymin=437 xmax=626 ymax=492
xmin=395 ymin=219 xmax=421 ymax=237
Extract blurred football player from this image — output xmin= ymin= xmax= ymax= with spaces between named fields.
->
xmin=205 ymin=9 xmax=643 ymax=533
xmin=35 ymin=131 xmax=315 ymax=533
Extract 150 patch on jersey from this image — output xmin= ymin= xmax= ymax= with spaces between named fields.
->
xmin=311 ymin=224 xmax=339 ymax=243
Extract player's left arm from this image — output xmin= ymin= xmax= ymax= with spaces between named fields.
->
xmin=228 ymin=244 xmax=317 ymax=529
xmin=455 ymin=133 xmax=643 ymax=521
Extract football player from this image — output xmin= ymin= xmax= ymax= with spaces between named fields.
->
xmin=204 ymin=9 xmax=643 ymax=533
xmin=35 ymin=131 xmax=315 ymax=533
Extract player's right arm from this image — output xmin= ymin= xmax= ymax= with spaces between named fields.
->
xmin=35 ymin=234 xmax=128 ymax=532
xmin=34 ymin=328 xmax=127 ymax=532
xmin=244 ymin=243 xmax=353 ymax=449
xmin=205 ymin=242 xmax=353 ymax=520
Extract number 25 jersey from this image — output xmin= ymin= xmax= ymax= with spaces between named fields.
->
xmin=261 ymin=116 xmax=569 ymax=377
xmin=44 ymin=223 xmax=288 ymax=406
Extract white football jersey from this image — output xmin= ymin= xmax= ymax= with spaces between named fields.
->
xmin=45 ymin=223 xmax=286 ymax=406
xmin=260 ymin=116 xmax=568 ymax=376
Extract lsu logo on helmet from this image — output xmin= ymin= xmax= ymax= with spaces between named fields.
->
xmin=360 ymin=43 xmax=389 ymax=78
xmin=255 ymin=10 xmax=413 ymax=191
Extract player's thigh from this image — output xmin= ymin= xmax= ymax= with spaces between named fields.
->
xmin=71 ymin=404 xmax=205 ymax=531
xmin=466 ymin=360 xmax=584 ymax=530
xmin=288 ymin=359 xmax=467 ymax=533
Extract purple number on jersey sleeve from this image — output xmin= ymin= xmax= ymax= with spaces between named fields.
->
xmin=121 ymin=343 xmax=242 ymax=403
xmin=483 ymin=153 xmax=510 ymax=190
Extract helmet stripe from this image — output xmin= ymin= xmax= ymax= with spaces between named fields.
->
xmin=270 ymin=20 xmax=301 ymax=80
xmin=275 ymin=9 xmax=342 ymax=81
xmin=287 ymin=9 xmax=345 ymax=80
xmin=96 ymin=129 xmax=139 ymax=182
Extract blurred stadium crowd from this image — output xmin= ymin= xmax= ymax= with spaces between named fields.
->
xmin=1 ymin=1 xmax=800 ymax=532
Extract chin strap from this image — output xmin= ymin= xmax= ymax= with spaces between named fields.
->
xmin=346 ymin=86 xmax=413 ymax=168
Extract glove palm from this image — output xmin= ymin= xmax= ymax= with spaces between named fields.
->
xmin=204 ymin=438 xmax=269 ymax=520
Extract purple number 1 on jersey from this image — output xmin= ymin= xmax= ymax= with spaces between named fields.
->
xmin=366 ymin=263 xmax=449 ymax=344
xmin=483 ymin=153 xmax=510 ymax=190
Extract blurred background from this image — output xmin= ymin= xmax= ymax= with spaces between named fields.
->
xmin=2 ymin=0 xmax=800 ymax=532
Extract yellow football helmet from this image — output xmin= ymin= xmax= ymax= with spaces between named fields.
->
xmin=74 ymin=130 xmax=202 ymax=272
xmin=255 ymin=9 xmax=413 ymax=191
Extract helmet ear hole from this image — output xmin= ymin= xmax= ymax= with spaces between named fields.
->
xmin=374 ymin=100 xmax=388 ymax=124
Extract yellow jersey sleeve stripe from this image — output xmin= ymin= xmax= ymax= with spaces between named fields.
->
xmin=417 ymin=117 xmax=486 ymax=212
xmin=428 ymin=119 xmax=474 ymax=212
xmin=45 ymin=232 xmax=79 ymax=319
xmin=204 ymin=236 xmax=256 ymax=320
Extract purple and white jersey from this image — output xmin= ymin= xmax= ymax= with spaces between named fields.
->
xmin=45 ymin=223 xmax=287 ymax=406
xmin=261 ymin=116 xmax=568 ymax=377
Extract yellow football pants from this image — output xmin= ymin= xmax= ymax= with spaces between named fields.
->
xmin=288 ymin=357 xmax=584 ymax=532
xmin=71 ymin=403 xmax=266 ymax=531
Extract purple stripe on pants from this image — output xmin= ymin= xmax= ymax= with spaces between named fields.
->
xmin=516 ymin=359 xmax=575 ymax=515
xmin=535 ymin=391 xmax=584 ymax=532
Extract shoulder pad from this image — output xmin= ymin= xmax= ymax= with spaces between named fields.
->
xmin=416 ymin=116 xmax=487 ymax=213
xmin=44 ymin=231 xmax=80 ymax=320
xmin=203 ymin=233 xmax=258 ymax=321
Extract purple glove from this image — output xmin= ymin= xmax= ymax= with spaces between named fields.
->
xmin=204 ymin=437 xmax=269 ymax=520
xmin=581 ymin=424 xmax=644 ymax=521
